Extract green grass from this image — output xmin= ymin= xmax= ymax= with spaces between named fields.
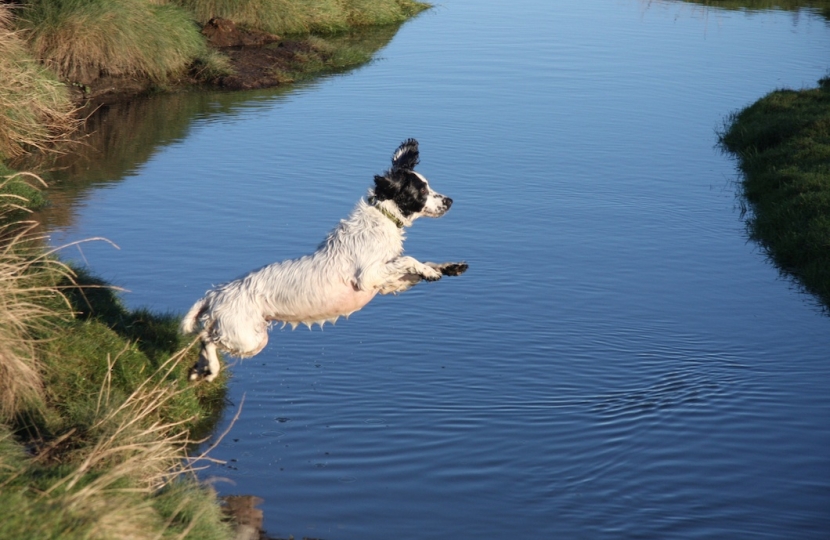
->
xmin=719 ymin=77 xmax=830 ymax=309
xmin=174 ymin=0 xmax=430 ymax=35
xmin=12 ymin=0 xmax=430 ymax=92
xmin=0 ymin=169 xmax=47 ymax=212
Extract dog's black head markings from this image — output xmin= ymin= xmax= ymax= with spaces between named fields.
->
xmin=373 ymin=139 xmax=453 ymax=219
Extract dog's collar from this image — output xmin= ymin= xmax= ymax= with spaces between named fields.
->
xmin=368 ymin=196 xmax=405 ymax=229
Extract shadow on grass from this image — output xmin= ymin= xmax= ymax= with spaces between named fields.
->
xmin=9 ymin=266 xmax=228 ymax=447
xmin=64 ymin=268 xmax=187 ymax=368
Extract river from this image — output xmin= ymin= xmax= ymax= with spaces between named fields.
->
xmin=43 ymin=0 xmax=830 ymax=538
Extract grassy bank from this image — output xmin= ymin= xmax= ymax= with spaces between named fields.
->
xmin=719 ymin=77 xmax=830 ymax=309
xmin=0 ymin=177 xmax=233 ymax=539
xmin=11 ymin=0 xmax=429 ymax=89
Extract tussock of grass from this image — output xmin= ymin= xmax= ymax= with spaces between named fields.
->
xmin=175 ymin=0 xmax=430 ymax=35
xmin=0 ymin=5 xmax=76 ymax=161
xmin=191 ymin=47 xmax=235 ymax=82
xmin=719 ymin=77 xmax=830 ymax=308
xmin=16 ymin=0 xmax=211 ymax=85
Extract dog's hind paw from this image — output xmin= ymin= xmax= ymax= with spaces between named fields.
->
xmin=188 ymin=364 xmax=214 ymax=382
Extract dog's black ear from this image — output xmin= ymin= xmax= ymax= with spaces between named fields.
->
xmin=373 ymin=174 xmax=398 ymax=200
xmin=391 ymin=138 xmax=419 ymax=172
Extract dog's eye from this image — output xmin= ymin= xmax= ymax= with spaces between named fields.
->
xmin=420 ymin=187 xmax=427 ymax=195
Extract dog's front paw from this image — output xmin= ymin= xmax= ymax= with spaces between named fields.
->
xmin=439 ymin=262 xmax=468 ymax=277
xmin=427 ymin=262 xmax=469 ymax=277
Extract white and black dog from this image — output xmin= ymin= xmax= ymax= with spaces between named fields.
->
xmin=180 ymin=139 xmax=468 ymax=381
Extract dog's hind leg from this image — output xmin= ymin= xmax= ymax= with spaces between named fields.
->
xmin=203 ymin=341 xmax=221 ymax=382
xmin=189 ymin=337 xmax=222 ymax=382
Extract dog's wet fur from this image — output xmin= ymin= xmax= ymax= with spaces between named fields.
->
xmin=181 ymin=139 xmax=467 ymax=382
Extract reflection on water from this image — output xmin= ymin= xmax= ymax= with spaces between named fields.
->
xmin=32 ymin=90 xmax=290 ymax=231
xmin=678 ymin=0 xmax=830 ymax=18
xmin=41 ymin=0 xmax=830 ymax=538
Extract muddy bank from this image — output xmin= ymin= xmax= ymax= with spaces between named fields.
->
xmin=195 ymin=18 xmax=289 ymax=91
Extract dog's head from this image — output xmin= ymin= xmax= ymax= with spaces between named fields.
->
xmin=372 ymin=139 xmax=453 ymax=221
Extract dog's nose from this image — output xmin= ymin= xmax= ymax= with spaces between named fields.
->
xmin=444 ymin=197 xmax=453 ymax=209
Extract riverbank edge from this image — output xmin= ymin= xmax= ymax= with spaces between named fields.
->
xmin=0 ymin=178 xmax=235 ymax=539
xmin=0 ymin=2 xmax=429 ymax=539
xmin=718 ymin=76 xmax=830 ymax=310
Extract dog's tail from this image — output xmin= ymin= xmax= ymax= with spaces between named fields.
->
xmin=180 ymin=297 xmax=208 ymax=335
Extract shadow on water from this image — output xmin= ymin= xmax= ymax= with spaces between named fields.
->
xmin=26 ymin=24 xmax=405 ymax=232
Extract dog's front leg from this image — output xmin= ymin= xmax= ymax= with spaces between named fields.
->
xmin=367 ymin=257 xmax=468 ymax=295
xmin=367 ymin=256 xmax=441 ymax=294
xmin=387 ymin=255 xmax=443 ymax=282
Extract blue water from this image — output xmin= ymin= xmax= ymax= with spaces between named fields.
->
xmin=44 ymin=0 xmax=830 ymax=538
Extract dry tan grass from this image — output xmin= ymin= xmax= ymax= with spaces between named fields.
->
xmin=0 ymin=6 xmax=76 ymax=161
xmin=58 ymin=351 xmax=198 ymax=494
xmin=0 ymin=173 xmax=75 ymax=421
xmin=17 ymin=0 xmax=208 ymax=86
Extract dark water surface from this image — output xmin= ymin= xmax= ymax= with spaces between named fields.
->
xmin=44 ymin=1 xmax=830 ymax=538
